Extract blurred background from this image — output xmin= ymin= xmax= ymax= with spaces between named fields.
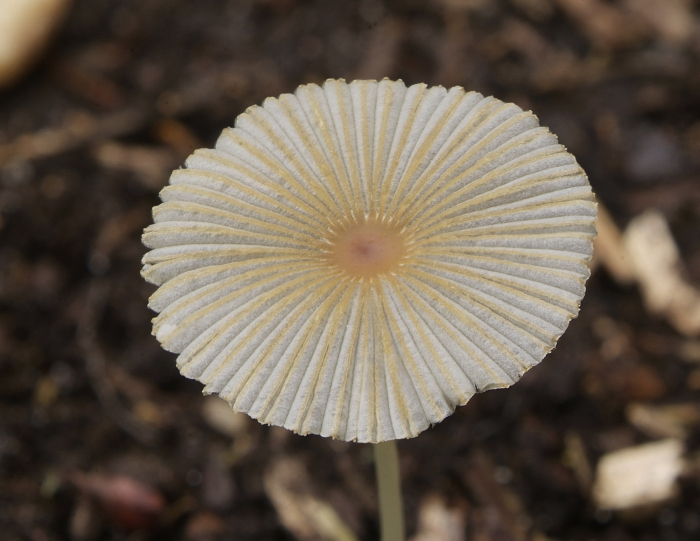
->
xmin=1 ymin=0 xmax=700 ymax=540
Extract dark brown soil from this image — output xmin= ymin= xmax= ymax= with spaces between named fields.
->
xmin=2 ymin=1 xmax=700 ymax=540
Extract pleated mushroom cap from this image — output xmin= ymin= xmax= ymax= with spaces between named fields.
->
xmin=142 ymin=79 xmax=596 ymax=443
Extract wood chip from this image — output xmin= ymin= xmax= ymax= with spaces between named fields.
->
xmin=624 ymin=0 xmax=696 ymax=45
xmin=591 ymin=202 xmax=636 ymax=285
xmin=153 ymin=119 xmax=204 ymax=158
xmin=410 ymin=494 xmax=467 ymax=541
xmin=0 ymin=0 xmax=72 ymax=88
xmin=201 ymin=396 xmax=250 ymax=439
xmin=70 ymin=472 xmax=166 ymax=532
xmin=184 ymin=511 xmax=227 ymax=540
xmin=52 ymin=60 xmax=124 ymax=109
xmin=592 ymin=439 xmax=685 ymax=510
xmin=264 ymin=457 xmax=359 ymax=541
xmin=679 ymin=340 xmax=700 ymax=364
xmin=0 ymin=107 xmax=150 ymax=168
xmin=626 ymin=402 xmax=700 ymax=440
xmin=563 ymin=432 xmax=593 ymax=493
xmin=69 ymin=495 xmax=102 ymax=541
xmin=624 ymin=210 xmax=700 ymax=336
xmin=92 ymin=141 xmax=176 ymax=190
xmin=555 ymin=0 xmax=648 ymax=49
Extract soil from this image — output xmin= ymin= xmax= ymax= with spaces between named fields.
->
xmin=1 ymin=1 xmax=700 ymax=540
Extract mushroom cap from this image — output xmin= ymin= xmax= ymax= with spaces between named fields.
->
xmin=142 ymin=79 xmax=596 ymax=443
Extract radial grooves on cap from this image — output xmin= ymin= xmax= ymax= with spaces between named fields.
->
xmin=142 ymin=79 xmax=596 ymax=443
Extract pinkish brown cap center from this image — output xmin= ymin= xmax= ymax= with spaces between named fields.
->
xmin=330 ymin=222 xmax=407 ymax=278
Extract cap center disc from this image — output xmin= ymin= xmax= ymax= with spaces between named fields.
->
xmin=330 ymin=222 xmax=407 ymax=278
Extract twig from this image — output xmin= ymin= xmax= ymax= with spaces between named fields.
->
xmin=77 ymin=279 xmax=157 ymax=446
xmin=0 ymin=106 xmax=151 ymax=168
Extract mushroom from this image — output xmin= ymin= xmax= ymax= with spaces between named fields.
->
xmin=142 ymin=78 xmax=596 ymax=540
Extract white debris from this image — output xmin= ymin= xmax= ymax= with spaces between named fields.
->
xmin=411 ymin=494 xmax=466 ymax=541
xmin=593 ymin=439 xmax=685 ymax=510
xmin=624 ymin=210 xmax=700 ymax=336
xmin=264 ymin=457 xmax=358 ymax=541
xmin=591 ymin=203 xmax=636 ymax=285
xmin=201 ymin=396 xmax=250 ymax=438
xmin=627 ymin=402 xmax=700 ymax=440
xmin=0 ymin=0 xmax=72 ymax=88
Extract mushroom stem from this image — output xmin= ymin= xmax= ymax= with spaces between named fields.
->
xmin=373 ymin=440 xmax=405 ymax=541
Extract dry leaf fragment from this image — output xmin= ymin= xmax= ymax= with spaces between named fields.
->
xmin=0 ymin=0 xmax=72 ymax=88
xmin=52 ymin=59 xmax=124 ymax=109
xmin=154 ymin=118 xmax=204 ymax=158
xmin=71 ymin=472 xmax=166 ymax=532
xmin=592 ymin=439 xmax=685 ymax=510
xmin=624 ymin=0 xmax=696 ymax=45
xmin=679 ymin=340 xmax=700 ymax=364
xmin=264 ymin=457 xmax=358 ymax=541
xmin=201 ymin=395 xmax=250 ymax=438
xmin=623 ymin=210 xmax=700 ymax=336
xmin=626 ymin=402 xmax=700 ymax=440
xmin=563 ymin=432 xmax=593 ymax=493
xmin=591 ymin=202 xmax=636 ymax=285
xmin=410 ymin=494 xmax=467 ymax=541
xmin=0 ymin=107 xmax=148 ymax=168
xmin=69 ymin=495 xmax=102 ymax=541
xmin=93 ymin=142 xmax=176 ymax=190
xmin=185 ymin=511 xmax=227 ymax=540
xmin=555 ymin=0 xmax=647 ymax=49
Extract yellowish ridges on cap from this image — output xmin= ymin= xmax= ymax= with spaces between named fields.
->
xmin=142 ymin=79 xmax=596 ymax=443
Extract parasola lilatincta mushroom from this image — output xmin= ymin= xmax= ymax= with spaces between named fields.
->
xmin=142 ymin=78 xmax=596 ymax=541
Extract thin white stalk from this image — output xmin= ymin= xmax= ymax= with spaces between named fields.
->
xmin=374 ymin=440 xmax=405 ymax=541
